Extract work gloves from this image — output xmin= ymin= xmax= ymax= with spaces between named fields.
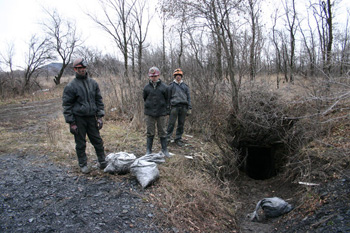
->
xmin=97 ymin=118 xmax=103 ymax=130
xmin=69 ymin=123 xmax=78 ymax=135
xmin=187 ymin=109 xmax=192 ymax=116
xmin=69 ymin=118 xmax=103 ymax=135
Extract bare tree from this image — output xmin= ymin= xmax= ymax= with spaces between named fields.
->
xmin=88 ymin=0 xmax=137 ymax=77
xmin=271 ymin=8 xmax=283 ymax=86
xmin=339 ymin=9 xmax=349 ymax=75
xmin=299 ymin=11 xmax=317 ymax=77
xmin=159 ymin=0 xmax=243 ymax=110
xmin=160 ymin=10 xmax=169 ymax=77
xmin=208 ymin=0 xmax=242 ymax=111
xmin=245 ymin=0 xmax=263 ymax=80
xmin=42 ymin=9 xmax=81 ymax=85
xmin=159 ymin=0 xmax=189 ymax=72
xmin=311 ymin=0 xmax=334 ymax=75
xmin=282 ymin=0 xmax=297 ymax=83
xmin=131 ymin=0 xmax=152 ymax=80
xmin=0 ymin=43 xmax=19 ymax=96
xmin=22 ymin=36 xmax=54 ymax=93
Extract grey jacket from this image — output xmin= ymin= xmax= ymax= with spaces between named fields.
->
xmin=62 ymin=73 xmax=105 ymax=123
xmin=168 ymin=81 xmax=192 ymax=109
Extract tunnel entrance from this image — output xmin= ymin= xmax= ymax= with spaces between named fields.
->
xmin=239 ymin=144 xmax=285 ymax=180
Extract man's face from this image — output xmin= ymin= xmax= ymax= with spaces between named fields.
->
xmin=149 ymin=75 xmax=159 ymax=82
xmin=175 ymin=75 xmax=182 ymax=82
xmin=74 ymin=66 xmax=86 ymax=75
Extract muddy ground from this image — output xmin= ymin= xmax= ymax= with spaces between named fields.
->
xmin=0 ymin=98 xmax=349 ymax=232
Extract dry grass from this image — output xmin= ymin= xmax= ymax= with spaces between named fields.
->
xmin=2 ymin=73 xmax=349 ymax=231
xmin=0 ymin=127 xmax=25 ymax=152
xmin=287 ymin=109 xmax=350 ymax=182
xmin=147 ymin=155 xmax=238 ymax=232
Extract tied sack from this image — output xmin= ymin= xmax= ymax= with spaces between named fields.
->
xmin=104 ymin=152 xmax=136 ymax=174
xmin=130 ymin=159 xmax=159 ymax=188
xmin=248 ymin=197 xmax=293 ymax=221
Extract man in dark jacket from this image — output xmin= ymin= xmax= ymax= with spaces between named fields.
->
xmin=166 ymin=68 xmax=192 ymax=147
xmin=143 ymin=66 xmax=170 ymax=157
xmin=62 ymin=57 xmax=107 ymax=174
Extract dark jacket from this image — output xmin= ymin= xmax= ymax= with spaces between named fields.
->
xmin=143 ymin=79 xmax=169 ymax=117
xmin=168 ymin=81 xmax=192 ymax=109
xmin=62 ymin=73 xmax=105 ymax=123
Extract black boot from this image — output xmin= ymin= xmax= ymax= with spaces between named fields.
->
xmin=160 ymin=137 xmax=171 ymax=157
xmin=97 ymin=153 xmax=107 ymax=169
xmin=146 ymin=137 xmax=154 ymax=155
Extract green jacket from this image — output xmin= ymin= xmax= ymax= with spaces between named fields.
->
xmin=62 ymin=73 xmax=105 ymax=123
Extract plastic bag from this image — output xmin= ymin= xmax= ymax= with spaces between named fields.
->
xmin=138 ymin=152 xmax=166 ymax=164
xmin=130 ymin=159 xmax=159 ymax=188
xmin=248 ymin=197 xmax=293 ymax=221
xmin=104 ymin=152 xmax=136 ymax=174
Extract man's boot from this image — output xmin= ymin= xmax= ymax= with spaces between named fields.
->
xmin=99 ymin=160 xmax=108 ymax=169
xmin=175 ymin=139 xmax=185 ymax=147
xmin=160 ymin=137 xmax=171 ymax=157
xmin=146 ymin=137 xmax=154 ymax=155
xmin=80 ymin=165 xmax=90 ymax=174
xmin=97 ymin=153 xmax=107 ymax=169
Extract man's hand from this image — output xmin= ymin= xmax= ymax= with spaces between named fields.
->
xmin=70 ymin=123 xmax=78 ymax=135
xmin=187 ymin=109 xmax=192 ymax=116
xmin=97 ymin=118 xmax=103 ymax=130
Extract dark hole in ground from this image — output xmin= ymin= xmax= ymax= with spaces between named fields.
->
xmin=239 ymin=143 xmax=286 ymax=180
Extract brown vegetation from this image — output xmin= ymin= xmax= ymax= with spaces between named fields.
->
xmin=1 ymin=70 xmax=348 ymax=232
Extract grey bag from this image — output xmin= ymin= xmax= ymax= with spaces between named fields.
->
xmin=104 ymin=152 xmax=136 ymax=174
xmin=130 ymin=159 xmax=159 ymax=188
xmin=248 ymin=197 xmax=293 ymax=221
xmin=138 ymin=152 xmax=166 ymax=164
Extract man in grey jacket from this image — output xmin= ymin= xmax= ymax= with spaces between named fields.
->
xmin=166 ymin=68 xmax=192 ymax=147
xmin=62 ymin=57 xmax=107 ymax=174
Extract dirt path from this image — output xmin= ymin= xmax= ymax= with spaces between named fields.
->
xmin=0 ymin=98 xmax=163 ymax=233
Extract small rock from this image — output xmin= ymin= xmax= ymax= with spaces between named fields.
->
xmin=93 ymin=209 xmax=103 ymax=214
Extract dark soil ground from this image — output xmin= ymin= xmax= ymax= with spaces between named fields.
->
xmin=0 ymin=98 xmax=349 ymax=232
xmin=0 ymin=99 xmax=163 ymax=232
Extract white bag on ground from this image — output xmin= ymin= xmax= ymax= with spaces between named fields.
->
xmin=130 ymin=159 xmax=159 ymax=188
xmin=248 ymin=197 xmax=293 ymax=221
xmin=104 ymin=152 xmax=136 ymax=174
xmin=138 ymin=152 xmax=166 ymax=164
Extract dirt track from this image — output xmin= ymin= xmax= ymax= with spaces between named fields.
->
xmin=0 ymin=98 xmax=163 ymax=232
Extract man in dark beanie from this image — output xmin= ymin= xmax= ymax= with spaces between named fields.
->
xmin=62 ymin=57 xmax=107 ymax=174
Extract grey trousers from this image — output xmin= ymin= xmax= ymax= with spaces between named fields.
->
xmin=145 ymin=115 xmax=167 ymax=139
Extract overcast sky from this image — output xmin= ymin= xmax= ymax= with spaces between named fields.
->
xmin=0 ymin=0 xmax=349 ymax=70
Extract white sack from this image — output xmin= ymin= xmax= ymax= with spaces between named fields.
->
xmin=130 ymin=159 xmax=159 ymax=188
xmin=104 ymin=152 xmax=136 ymax=174
xmin=138 ymin=152 xmax=166 ymax=164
